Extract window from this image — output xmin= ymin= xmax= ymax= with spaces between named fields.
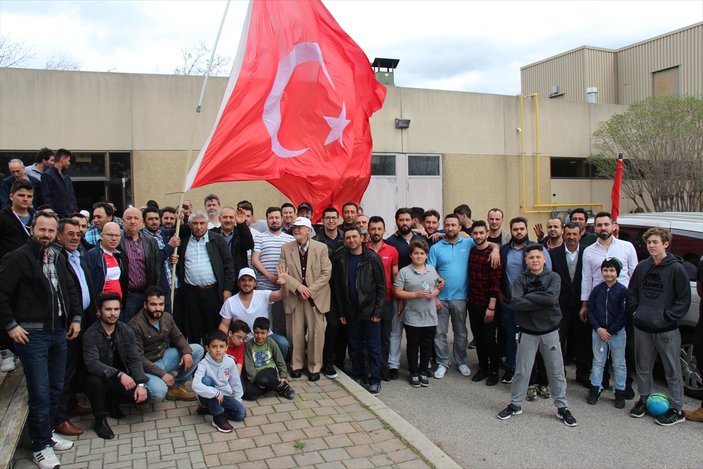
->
xmin=371 ymin=154 xmax=395 ymax=176
xmin=550 ymin=157 xmax=599 ymax=179
xmin=408 ymin=155 xmax=440 ymax=176
xmin=653 ymin=66 xmax=680 ymax=97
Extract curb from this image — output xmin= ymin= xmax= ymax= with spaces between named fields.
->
xmin=334 ymin=372 xmax=462 ymax=469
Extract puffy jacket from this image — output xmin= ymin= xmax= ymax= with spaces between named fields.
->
xmin=0 ymin=239 xmax=82 ymax=332
xmin=587 ymin=281 xmax=629 ymax=335
xmin=331 ymin=246 xmax=386 ymax=321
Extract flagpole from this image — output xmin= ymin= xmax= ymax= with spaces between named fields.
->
xmin=170 ymin=0 xmax=232 ymax=309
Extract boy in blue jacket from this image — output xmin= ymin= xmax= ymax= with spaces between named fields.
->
xmin=587 ymin=258 xmax=629 ymax=408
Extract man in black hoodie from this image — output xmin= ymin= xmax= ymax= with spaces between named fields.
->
xmin=628 ymin=227 xmax=691 ymax=426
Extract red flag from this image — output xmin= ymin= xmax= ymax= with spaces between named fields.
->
xmin=610 ymin=153 xmax=623 ymax=221
xmin=185 ymin=0 xmax=386 ymax=221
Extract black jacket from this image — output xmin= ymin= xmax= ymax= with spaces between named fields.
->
xmin=549 ymin=243 xmax=583 ymax=314
xmin=331 ymin=246 xmax=386 ymax=321
xmin=0 ymin=206 xmax=33 ymax=259
xmin=210 ymin=223 xmax=254 ymax=288
xmin=0 ymin=238 xmax=82 ymax=332
xmin=82 ymin=320 xmax=148 ymax=383
xmin=176 ymin=231 xmax=235 ymax=300
xmin=40 ymin=167 xmax=78 ymax=217
xmin=0 ymin=175 xmax=43 ymax=210
xmin=60 ymin=247 xmax=97 ymax=329
xmin=84 ymin=246 xmax=129 ymax=307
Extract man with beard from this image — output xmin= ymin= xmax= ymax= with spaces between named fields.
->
xmin=429 ymin=214 xmax=499 ymax=379
xmin=537 ymin=217 xmax=565 ymax=250
xmin=204 ymin=194 xmax=222 ymax=229
xmin=211 ymin=206 xmax=254 ymax=292
xmin=570 ymin=208 xmax=598 ymax=248
xmin=340 ymin=201 xmax=359 ymax=233
xmin=499 ymin=217 xmax=552 ymax=384
xmin=580 ymin=211 xmax=637 ymax=395
xmin=160 ymin=206 xmax=177 ymax=231
xmin=218 ymin=267 xmax=290 ymax=357
xmin=71 ymin=212 xmax=91 ymax=254
xmin=41 ymin=149 xmax=78 ymax=218
xmin=332 ymin=227 xmax=386 ymax=394
xmin=252 ymin=207 xmax=294 ymax=336
xmin=315 ymin=207 xmax=344 ymax=255
xmin=367 ymin=216 xmax=399 ymax=381
xmin=420 ymin=209 xmax=444 ymax=247
xmin=129 ymin=286 xmax=204 ymax=403
xmin=83 ymin=293 xmax=148 ymax=439
xmin=355 ymin=214 xmax=370 ymax=243
xmin=384 ymin=208 xmax=424 ymax=377
xmin=0 ymin=211 xmax=81 ymax=467
xmin=487 ymin=208 xmax=511 ymax=246
xmin=172 ymin=211 xmax=235 ymax=344
xmin=279 ymin=217 xmax=332 ymax=381
xmin=85 ymin=202 xmax=115 ymax=247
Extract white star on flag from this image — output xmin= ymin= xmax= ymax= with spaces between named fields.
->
xmin=323 ymin=102 xmax=351 ymax=147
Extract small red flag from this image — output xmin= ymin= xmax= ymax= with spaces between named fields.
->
xmin=185 ymin=0 xmax=386 ymax=221
xmin=610 ymin=153 xmax=623 ymax=221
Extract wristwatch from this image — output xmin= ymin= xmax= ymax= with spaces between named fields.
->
xmin=137 ymin=383 xmax=146 ymax=388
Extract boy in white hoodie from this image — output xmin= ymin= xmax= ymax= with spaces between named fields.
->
xmin=192 ymin=330 xmax=246 ymax=433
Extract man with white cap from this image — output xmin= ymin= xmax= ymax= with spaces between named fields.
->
xmin=218 ymin=267 xmax=290 ymax=357
xmin=279 ymin=217 xmax=332 ymax=381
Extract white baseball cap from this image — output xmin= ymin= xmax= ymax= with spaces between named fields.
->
xmin=238 ymin=267 xmax=256 ymax=280
xmin=292 ymin=217 xmax=313 ymax=230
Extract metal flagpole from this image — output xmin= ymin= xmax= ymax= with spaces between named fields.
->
xmin=170 ymin=0 xmax=232 ymax=309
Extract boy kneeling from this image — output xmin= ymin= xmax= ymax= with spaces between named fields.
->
xmin=243 ymin=317 xmax=294 ymax=400
xmin=193 ymin=330 xmax=246 ymax=433
xmin=497 ymin=244 xmax=577 ymax=427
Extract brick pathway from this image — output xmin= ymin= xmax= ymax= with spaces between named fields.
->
xmin=12 ymin=377 xmax=442 ymax=469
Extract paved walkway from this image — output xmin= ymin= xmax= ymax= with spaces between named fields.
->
xmin=12 ymin=373 xmax=459 ymax=469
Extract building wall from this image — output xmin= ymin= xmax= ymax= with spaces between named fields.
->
xmin=0 ymin=68 xmax=626 ymax=224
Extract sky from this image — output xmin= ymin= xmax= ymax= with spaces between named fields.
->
xmin=1 ymin=0 xmax=701 ymax=95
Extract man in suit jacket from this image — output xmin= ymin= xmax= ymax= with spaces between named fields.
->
xmin=279 ymin=217 xmax=332 ymax=381
xmin=209 ymin=206 xmax=254 ymax=293
xmin=550 ymin=222 xmax=590 ymax=386
xmin=173 ymin=210 xmax=235 ymax=344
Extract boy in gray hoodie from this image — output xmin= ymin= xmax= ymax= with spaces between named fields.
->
xmin=192 ymin=330 xmax=246 ymax=433
xmin=628 ymin=228 xmax=691 ymax=426
xmin=497 ymin=244 xmax=577 ymax=427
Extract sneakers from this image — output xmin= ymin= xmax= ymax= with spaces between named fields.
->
xmin=419 ymin=373 xmax=430 ymax=387
xmin=211 ymin=413 xmax=233 ymax=433
xmin=630 ymin=398 xmax=647 ymax=418
xmin=526 ymin=385 xmax=538 ymax=401
xmin=33 ymin=446 xmax=60 ymax=469
xmin=368 ymin=382 xmax=381 ymax=394
xmin=409 ymin=374 xmax=421 ymax=388
xmin=1 ymin=350 xmax=16 ymax=372
xmin=557 ymin=407 xmax=577 ymax=427
xmin=500 ymin=369 xmax=514 ymax=384
xmin=434 ymin=365 xmax=448 ymax=379
xmin=587 ymin=386 xmax=602 ymax=405
xmin=323 ymin=364 xmax=338 ymax=379
xmin=486 ymin=372 xmax=500 ymax=386
xmin=276 ymin=381 xmax=295 ymax=400
xmin=497 ymin=404 xmax=522 ymax=420
xmin=538 ymin=385 xmax=551 ymax=399
xmin=458 ymin=364 xmax=472 ymax=377
xmin=655 ymin=409 xmax=686 ymax=426
xmin=166 ymin=383 xmax=197 ymax=401
xmin=51 ymin=431 xmax=74 ymax=451
xmin=388 ymin=368 xmax=399 ymax=380
xmin=614 ymin=390 xmax=626 ymax=409
xmin=683 ymin=405 xmax=703 ymax=422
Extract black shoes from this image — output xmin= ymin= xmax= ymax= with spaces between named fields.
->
xmin=94 ymin=417 xmax=114 ymax=440
xmin=587 ymin=386 xmax=602 ymax=405
xmin=368 ymin=382 xmax=381 ymax=394
xmin=485 ymin=372 xmax=500 ymax=386
xmin=500 ymin=369 xmax=514 ymax=384
xmin=471 ymin=368 xmax=488 ymax=382
xmin=388 ymin=368 xmax=399 ymax=380
xmin=614 ymin=390 xmax=626 ymax=409
xmin=497 ymin=404 xmax=522 ymax=420
xmin=655 ymin=409 xmax=686 ymax=426
xmin=323 ymin=364 xmax=338 ymax=379
xmin=276 ymin=381 xmax=295 ymax=400
xmin=290 ymin=369 xmax=303 ymax=379
xmin=630 ymin=398 xmax=647 ymax=418
xmin=380 ymin=367 xmax=390 ymax=382
xmin=308 ymin=371 xmax=320 ymax=382
xmin=557 ymin=407 xmax=577 ymax=427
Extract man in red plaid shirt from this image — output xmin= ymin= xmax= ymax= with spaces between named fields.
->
xmin=467 ymin=220 xmax=502 ymax=386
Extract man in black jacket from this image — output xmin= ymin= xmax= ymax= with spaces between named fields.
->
xmin=83 ymin=293 xmax=148 ymax=439
xmin=332 ymin=227 xmax=386 ymax=394
xmin=173 ymin=210 xmax=235 ymax=344
xmin=209 ymin=206 xmax=254 ymax=293
xmin=0 ymin=211 xmax=82 ymax=468
xmin=40 ymin=148 xmax=78 ymax=218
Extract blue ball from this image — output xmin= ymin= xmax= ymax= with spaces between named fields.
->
xmin=646 ymin=393 xmax=670 ymax=417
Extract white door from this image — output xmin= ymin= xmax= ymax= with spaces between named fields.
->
xmin=361 ymin=153 xmax=443 ymax=228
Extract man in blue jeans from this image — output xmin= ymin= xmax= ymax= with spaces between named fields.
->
xmin=129 ymin=286 xmax=204 ymax=403
xmin=0 ymin=211 xmax=82 ymax=469
xmin=332 ymin=227 xmax=386 ymax=394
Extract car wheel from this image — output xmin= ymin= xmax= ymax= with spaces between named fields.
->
xmin=680 ymin=339 xmax=703 ymax=400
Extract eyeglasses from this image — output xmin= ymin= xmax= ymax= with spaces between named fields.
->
xmin=323 ymin=216 xmax=337 ymax=221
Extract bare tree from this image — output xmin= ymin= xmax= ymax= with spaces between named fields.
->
xmin=589 ymin=96 xmax=703 ymax=212
xmin=174 ymin=42 xmax=230 ymax=76
xmin=45 ymin=52 xmax=80 ymax=71
xmin=0 ymin=35 xmax=34 ymax=68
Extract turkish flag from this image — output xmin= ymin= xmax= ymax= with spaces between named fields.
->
xmin=610 ymin=153 xmax=623 ymax=221
xmin=185 ymin=0 xmax=386 ymax=221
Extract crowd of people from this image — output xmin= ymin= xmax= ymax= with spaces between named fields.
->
xmin=0 ymin=148 xmax=701 ymax=469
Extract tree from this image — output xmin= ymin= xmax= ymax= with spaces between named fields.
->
xmin=45 ymin=52 xmax=80 ymax=71
xmin=174 ymin=42 xmax=231 ymax=76
xmin=0 ymin=35 xmax=34 ymax=68
xmin=590 ymin=96 xmax=703 ymax=212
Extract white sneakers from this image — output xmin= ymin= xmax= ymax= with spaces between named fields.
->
xmin=433 ymin=365 xmax=447 ymax=379
xmin=33 ymin=446 xmax=60 ymax=469
xmin=458 ymin=364 xmax=472 ymax=377
xmin=51 ymin=431 xmax=74 ymax=451
xmin=0 ymin=350 xmax=16 ymax=372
